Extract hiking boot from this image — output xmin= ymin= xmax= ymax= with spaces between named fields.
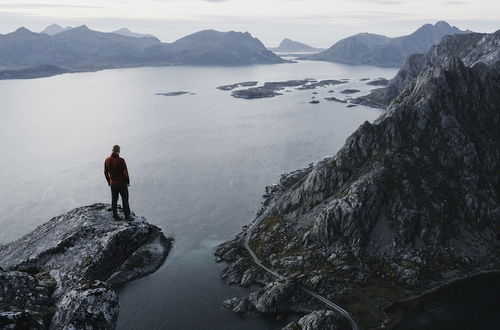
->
xmin=125 ymin=215 xmax=134 ymax=221
xmin=113 ymin=214 xmax=122 ymax=221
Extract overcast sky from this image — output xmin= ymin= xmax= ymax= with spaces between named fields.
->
xmin=0 ymin=0 xmax=498 ymax=47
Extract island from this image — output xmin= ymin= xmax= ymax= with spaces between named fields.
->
xmin=217 ymin=81 xmax=259 ymax=91
xmin=339 ymin=89 xmax=361 ymax=94
xmin=155 ymin=91 xmax=195 ymax=96
xmin=223 ymin=79 xmax=349 ymax=99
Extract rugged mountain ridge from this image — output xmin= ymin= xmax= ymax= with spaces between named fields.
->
xmin=144 ymin=29 xmax=284 ymax=65
xmin=0 ymin=204 xmax=172 ymax=329
xmin=303 ymin=21 xmax=469 ymax=67
xmin=0 ymin=26 xmax=160 ymax=70
xmin=0 ymin=27 xmax=284 ymax=79
xmin=355 ymin=30 xmax=500 ymax=108
xmin=215 ymin=35 xmax=500 ymax=329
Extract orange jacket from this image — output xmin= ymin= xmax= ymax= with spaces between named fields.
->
xmin=104 ymin=153 xmax=130 ymax=186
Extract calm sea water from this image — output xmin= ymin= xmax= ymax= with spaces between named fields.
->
xmin=0 ymin=61 xmax=398 ymax=329
xmin=394 ymin=273 xmax=500 ymax=330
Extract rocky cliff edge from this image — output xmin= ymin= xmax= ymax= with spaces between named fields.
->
xmin=0 ymin=203 xmax=172 ymax=329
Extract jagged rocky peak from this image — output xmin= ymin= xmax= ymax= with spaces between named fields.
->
xmin=215 ymin=47 xmax=500 ymax=327
xmin=355 ymin=29 xmax=500 ymax=108
xmin=0 ymin=203 xmax=172 ymax=329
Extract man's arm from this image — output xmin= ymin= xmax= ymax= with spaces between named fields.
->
xmin=104 ymin=160 xmax=110 ymax=185
xmin=122 ymin=159 xmax=130 ymax=185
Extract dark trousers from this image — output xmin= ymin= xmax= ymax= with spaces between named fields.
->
xmin=111 ymin=184 xmax=130 ymax=217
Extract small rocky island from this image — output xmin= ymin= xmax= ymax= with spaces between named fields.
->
xmin=0 ymin=204 xmax=172 ymax=329
xmin=366 ymin=78 xmax=389 ymax=86
xmin=220 ymin=79 xmax=348 ymax=99
xmin=339 ymin=89 xmax=360 ymax=94
xmin=155 ymin=91 xmax=195 ymax=96
xmin=217 ymin=81 xmax=259 ymax=91
xmin=324 ymin=96 xmax=347 ymax=103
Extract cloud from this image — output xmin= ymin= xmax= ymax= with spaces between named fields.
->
xmin=442 ymin=1 xmax=468 ymax=4
xmin=0 ymin=3 xmax=104 ymax=9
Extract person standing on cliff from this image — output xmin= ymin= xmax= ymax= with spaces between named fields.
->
xmin=104 ymin=145 xmax=132 ymax=221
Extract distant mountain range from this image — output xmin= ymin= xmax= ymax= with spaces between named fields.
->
xmin=355 ymin=30 xmax=500 ymax=107
xmin=302 ymin=21 xmax=471 ymax=67
xmin=112 ymin=28 xmax=155 ymax=39
xmin=271 ymin=38 xmax=323 ymax=52
xmin=40 ymin=24 xmax=73 ymax=35
xmin=41 ymin=24 xmax=156 ymax=39
xmin=0 ymin=26 xmax=285 ymax=79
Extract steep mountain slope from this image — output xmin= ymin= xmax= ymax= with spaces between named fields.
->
xmin=272 ymin=38 xmax=323 ymax=52
xmin=304 ymin=21 xmax=469 ymax=67
xmin=355 ymin=30 xmax=500 ymax=107
xmin=215 ymin=34 xmax=500 ymax=328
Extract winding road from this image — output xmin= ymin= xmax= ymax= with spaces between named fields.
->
xmin=243 ymin=201 xmax=359 ymax=330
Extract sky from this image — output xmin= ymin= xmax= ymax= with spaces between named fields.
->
xmin=0 ymin=0 xmax=498 ymax=47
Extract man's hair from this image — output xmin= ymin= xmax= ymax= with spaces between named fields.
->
xmin=112 ymin=145 xmax=120 ymax=153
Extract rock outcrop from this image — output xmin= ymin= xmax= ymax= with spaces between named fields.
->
xmin=355 ymin=30 xmax=500 ymax=108
xmin=302 ymin=21 xmax=470 ymax=67
xmin=282 ymin=310 xmax=349 ymax=330
xmin=0 ymin=203 xmax=172 ymax=329
xmin=215 ymin=36 xmax=500 ymax=328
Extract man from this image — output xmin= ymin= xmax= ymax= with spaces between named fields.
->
xmin=104 ymin=145 xmax=132 ymax=220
